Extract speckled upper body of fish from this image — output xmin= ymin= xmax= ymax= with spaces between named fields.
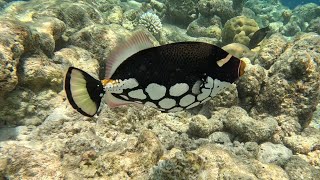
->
xmin=64 ymin=32 xmax=246 ymax=117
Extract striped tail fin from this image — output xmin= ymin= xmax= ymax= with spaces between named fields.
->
xmin=64 ymin=67 xmax=105 ymax=117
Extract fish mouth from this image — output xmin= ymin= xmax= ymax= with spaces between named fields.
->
xmin=238 ymin=60 xmax=246 ymax=77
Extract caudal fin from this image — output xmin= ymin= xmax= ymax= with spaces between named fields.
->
xmin=64 ymin=67 xmax=105 ymax=117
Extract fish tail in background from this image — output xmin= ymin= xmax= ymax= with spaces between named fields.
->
xmin=64 ymin=67 xmax=105 ymax=117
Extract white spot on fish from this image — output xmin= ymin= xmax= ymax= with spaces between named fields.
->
xmin=192 ymin=80 xmax=202 ymax=94
xmin=197 ymin=88 xmax=211 ymax=101
xmin=146 ymin=83 xmax=166 ymax=100
xmin=169 ymin=83 xmax=189 ymax=97
xmin=210 ymin=79 xmax=232 ymax=97
xmin=179 ymin=94 xmax=195 ymax=107
xmin=128 ymin=89 xmax=147 ymax=100
xmin=205 ymin=77 xmax=214 ymax=88
xmin=123 ymin=78 xmax=139 ymax=89
xmin=159 ymin=98 xmax=176 ymax=109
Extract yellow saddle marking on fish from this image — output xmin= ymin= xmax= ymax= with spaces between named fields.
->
xmin=101 ymin=79 xmax=117 ymax=86
xmin=217 ymin=54 xmax=233 ymax=67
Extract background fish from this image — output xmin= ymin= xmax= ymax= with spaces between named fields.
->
xmin=222 ymin=43 xmax=256 ymax=60
xmin=248 ymin=26 xmax=270 ymax=49
xmin=64 ymin=32 xmax=246 ymax=117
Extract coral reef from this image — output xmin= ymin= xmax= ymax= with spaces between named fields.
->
xmin=280 ymin=3 xmax=320 ymax=36
xmin=164 ymin=0 xmax=197 ymax=26
xmin=198 ymin=0 xmax=238 ymax=24
xmin=0 ymin=19 xmax=35 ymax=97
xmin=254 ymin=33 xmax=288 ymax=69
xmin=257 ymin=142 xmax=292 ymax=166
xmin=255 ymin=33 xmax=320 ymax=128
xmin=186 ymin=15 xmax=222 ymax=40
xmin=245 ymin=0 xmax=288 ymax=26
xmin=137 ymin=12 xmax=162 ymax=35
xmin=222 ymin=16 xmax=259 ymax=46
xmin=306 ymin=17 xmax=320 ymax=34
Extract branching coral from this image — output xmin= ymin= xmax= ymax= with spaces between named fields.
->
xmin=137 ymin=12 xmax=162 ymax=35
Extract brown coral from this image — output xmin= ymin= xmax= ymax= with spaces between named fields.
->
xmin=222 ymin=16 xmax=259 ymax=46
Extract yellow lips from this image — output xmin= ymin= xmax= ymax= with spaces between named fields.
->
xmin=239 ymin=60 xmax=246 ymax=77
xmin=101 ymin=79 xmax=116 ymax=86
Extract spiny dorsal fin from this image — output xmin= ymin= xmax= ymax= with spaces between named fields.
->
xmin=105 ymin=31 xmax=154 ymax=79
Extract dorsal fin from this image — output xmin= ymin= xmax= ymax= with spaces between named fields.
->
xmin=105 ymin=31 xmax=154 ymax=79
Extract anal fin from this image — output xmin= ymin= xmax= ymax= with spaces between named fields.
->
xmin=105 ymin=91 xmax=135 ymax=108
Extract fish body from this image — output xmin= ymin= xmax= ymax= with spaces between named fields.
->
xmin=248 ymin=26 xmax=270 ymax=49
xmin=222 ymin=43 xmax=256 ymax=60
xmin=65 ymin=32 xmax=246 ymax=117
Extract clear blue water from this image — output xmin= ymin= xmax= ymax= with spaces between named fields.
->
xmin=280 ymin=0 xmax=320 ymax=8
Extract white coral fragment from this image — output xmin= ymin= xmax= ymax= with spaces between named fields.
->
xmin=138 ymin=12 xmax=162 ymax=35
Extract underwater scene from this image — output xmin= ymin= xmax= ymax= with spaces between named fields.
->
xmin=0 ymin=0 xmax=320 ymax=179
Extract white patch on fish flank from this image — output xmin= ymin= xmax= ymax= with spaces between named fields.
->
xmin=205 ymin=77 xmax=214 ymax=88
xmin=159 ymin=98 xmax=176 ymax=109
xmin=146 ymin=83 xmax=166 ymax=100
xmin=192 ymin=80 xmax=202 ymax=94
xmin=186 ymin=102 xmax=200 ymax=109
xmin=197 ymin=76 xmax=214 ymax=101
xmin=197 ymin=88 xmax=211 ymax=101
xmin=179 ymin=94 xmax=195 ymax=107
xmin=128 ymin=89 xmax=147 ymax=99
xmin=210 ymin=79 xmax=232 ymax=97
xmin=124 ymin=78 xmax=139 ymax=89
xmin=169 ymin=83 xmax=189 ymax=97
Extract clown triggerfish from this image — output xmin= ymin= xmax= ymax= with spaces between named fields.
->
xmin=64 ymin=31 xmax=246 ymax=117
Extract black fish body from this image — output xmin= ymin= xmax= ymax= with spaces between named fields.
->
xmin=64 ymin=32 xmax=246 ymax=117
xmin=248 ymin=26 xmax=270 ymax=49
